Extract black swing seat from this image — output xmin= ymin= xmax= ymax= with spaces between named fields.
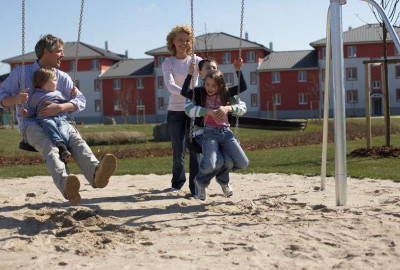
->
xmin=186 ymin=137 xmax=202 ymax=154
xmin=19 ymin=140 xmax=38 ymax=152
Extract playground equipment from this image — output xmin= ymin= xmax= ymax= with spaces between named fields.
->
xmin=322 ymin=0 xmax=400 ymax=206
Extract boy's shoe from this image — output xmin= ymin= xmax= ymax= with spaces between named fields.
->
xmin=195 ymin=180 xmax=206 ymax=201
xmin=94 ymin=154 xmax=117 ymax=188
xmin=220 ymin=183 xmax=233 ymax=198
xmin=65 ymin=174 xmax=81 ymax=206
xmin=57 ymin=143 xmax=72 ymax=163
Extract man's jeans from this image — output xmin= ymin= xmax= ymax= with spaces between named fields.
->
xmin=26 ymin=123 xmax=99 ymax=198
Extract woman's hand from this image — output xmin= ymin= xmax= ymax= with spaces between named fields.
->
xmin=188 ymin=62 xmax=195 ymax=75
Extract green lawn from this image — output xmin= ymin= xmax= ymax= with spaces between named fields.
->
xmin=0 ymin=118 xmax=399 ymax=181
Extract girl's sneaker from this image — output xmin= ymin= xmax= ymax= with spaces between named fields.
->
xmin=220 ymin=183 xmax=233 ymax=197
xmin=195 ymin=180 xmax=206 ymax=201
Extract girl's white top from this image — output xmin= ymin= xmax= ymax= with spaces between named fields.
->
xmin=162 ymin=55 xmax=201 ymax=111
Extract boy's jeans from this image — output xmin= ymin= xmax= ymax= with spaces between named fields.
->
xmin=39 ymin=116 xmax=70 ymax=146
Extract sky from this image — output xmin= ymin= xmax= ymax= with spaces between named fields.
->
xmin=0 ymin=0 xmax=384 ymax=75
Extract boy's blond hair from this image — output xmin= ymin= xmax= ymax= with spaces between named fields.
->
xmin=33 ymin=68 xmax=56 ymax=89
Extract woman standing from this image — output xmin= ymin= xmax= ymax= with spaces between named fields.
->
xmin=162 ymin=25 xmax=202 ymax=195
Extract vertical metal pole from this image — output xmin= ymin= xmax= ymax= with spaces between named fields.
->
xmin=330 ymin=0 xmax=347 ymax=206
xmin=321 ymin=7 xmax=332 ymax=191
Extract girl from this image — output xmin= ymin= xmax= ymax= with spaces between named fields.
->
xmin=183 ymin=69 xmax=249 ymax=201
xmin=162 ymin=25 xmax=202 ymax=195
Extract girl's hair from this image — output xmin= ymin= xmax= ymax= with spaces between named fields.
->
xmin=202 ymin=70 xmax=230 ymax=107
xmin=166 ymin=24 xmax=193 ymax=56
xmin=35 ymin=34 xmax=65 ymax=60
xmin=33 ymin=67 xmax=56 ymax=89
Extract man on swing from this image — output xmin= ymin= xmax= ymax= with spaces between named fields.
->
xmin=0 ymin=34 xmax=117 ymax=206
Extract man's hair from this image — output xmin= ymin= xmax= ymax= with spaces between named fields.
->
xmin=166 ymin=24 xmax=193 ymax=56
xmin=35 ymin=34 xmax=65 ymax=60
xmin=33 ymin=68 xmax=56 ymax=89
xmin=198 ymin=58 xmax=218 ymax=71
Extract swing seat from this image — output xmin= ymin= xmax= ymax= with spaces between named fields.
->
xmin=186 ymin=137 xmax=202 ymax=154
xmin=19 ymin=140 xmax=38 ymax=152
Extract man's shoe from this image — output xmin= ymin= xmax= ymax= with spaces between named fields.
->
xmin=195 ymin=180 xmax=206 ymax=201
xmin=220 ymin=183 xmax=233 ymax=197
xmin=94 ymin=154 xmax=117 ymax=188
xmin=65 ymin=175 xmax=81 ymax=206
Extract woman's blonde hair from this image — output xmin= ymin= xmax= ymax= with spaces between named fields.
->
xmin=166 ymin=24 xmax=193 ymax=56
xmin=33 ymin=67 xmax=56 ymax=89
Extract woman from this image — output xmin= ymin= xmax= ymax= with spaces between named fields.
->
xmin=162 ymin=24 xmax=202 ymax=195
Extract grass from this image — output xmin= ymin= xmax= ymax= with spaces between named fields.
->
xmin=0 ymin=118 xmax=400 ymax=181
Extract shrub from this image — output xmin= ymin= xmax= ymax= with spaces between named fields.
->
xmin=81 ymin=131 xmax=147 ymax=145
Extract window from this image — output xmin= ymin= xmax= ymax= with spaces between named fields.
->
xmin=70 ymin=61 xmax=76 ymax=71
xmin=94 ymin=100 xmax=101 ymax=112
xmin=137 ymin=99 xmax=144 ymax=105
xmin=114 ymin=99 xmax=121 ymax=111
xmin=321 ymin=69 xmax=325 ymax=82
xmin=158 ymin=97 xmax=165 ymax=110
xmin=346 ymin=68 xmax=357 ymax=81
xmin=322 ymin=47 xmax=326 ymax=59
xmin=273 ymin=93 xmax=281 ymax=105
xmin=373 ymin=81 xmax=381 ymax=89
xmin=348 ymin=46 xmax=357 ymax=58
xmin=250 ymin=72 xmax=257 ymax=85
xmin=113 ymin=79 xmax=121 ymax=90
xmin=251 ymin=94 xmax=257 ymax=107
xmin=396 ymin=66 xmax=400 ymax=78
xmin=75 ymin=80 xmax=80 ymax=89
xmin=246 ymin=51 xmax=255 ymax=63
xmin=94 ymin=79 xmax=100 ymax=91
xmin=396 ymin=89 xmax=400 ymax=102
xmin=158 ymin=76 xmax=164 ymax=89
xmin=347 ymin=90 xmax=358 ymax=103
xmin=137 ymin=78 xmax=144 ymax=89
xmin=272 ymin=72 xmax=280 ymax=83
xmin=298 ymin=71 xmax=307 ymax=82
xmin=299 ymin=93 xmax=308 ymax=104
xmin=158 ymin=56 xmax=166 ymax=67
xmin=224 ymin=73 xmax=234 ymax=87
xmin=91 ymin=59 xmax=99 ymax=70
xmin=223 ymin=52 xmax=231 ymax=64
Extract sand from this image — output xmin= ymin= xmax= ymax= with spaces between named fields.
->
xmin=0 ymin=173 xmax=399 ymax=270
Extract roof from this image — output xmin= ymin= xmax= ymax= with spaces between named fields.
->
xmin=2 ymin=42 xmax=125 ymax=63
xmin=0 ymin=73 xmax=9 ymax=83
xmin=146 ymin=32 xmax=271 ymax=55
xmin=310 ymin=23 xmax=400 ymax=46
xmin=258 ymin=50 xmax=318 ymax=71
xmin=100 ymin=58 xmax=154 ymax=78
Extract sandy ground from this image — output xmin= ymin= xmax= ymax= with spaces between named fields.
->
xmin=0 ymin=173 xmax=399 ymax=270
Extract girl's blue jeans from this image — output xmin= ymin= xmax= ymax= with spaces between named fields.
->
xmin=196 ymin=126 xmax=249 ymax=187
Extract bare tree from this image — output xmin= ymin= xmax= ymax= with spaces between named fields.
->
xmin=114 ymin=79 xmax=135 ymax=124
xmin=370 ymin=0 xmax=400 ymax=146
xmin=263 ymin=80 xmax=280 ymax=119
xmin=307 ymin=73 xmax=321 ymax=121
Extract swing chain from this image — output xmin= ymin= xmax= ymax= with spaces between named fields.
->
xmin=70 ymin=0 xmax=85 ymax=128
xmin=234 ymin=0 xmax=244 ymax=140
xmin=21 ymin=0 xmax=27 ymax=143
xmin=73 ymin=0 xmax=84 ymax=86
xmin=189 ymin=0 xmax=196 ymax=143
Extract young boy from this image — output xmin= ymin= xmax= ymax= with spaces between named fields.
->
xmin=21 ymin=67 xmax=73 ymax=163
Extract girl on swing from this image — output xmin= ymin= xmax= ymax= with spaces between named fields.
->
xmin=182 ymin=64 xmax=249 ymax=201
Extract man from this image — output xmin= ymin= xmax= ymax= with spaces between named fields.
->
xmin=0 ymin=34 xmax=117 ymax=205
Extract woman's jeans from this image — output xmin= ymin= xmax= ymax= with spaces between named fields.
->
xmin=196 ymin=126 xmax=249 ymax=187
xmin=167 ymin=110 xmax=198 ymax=194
